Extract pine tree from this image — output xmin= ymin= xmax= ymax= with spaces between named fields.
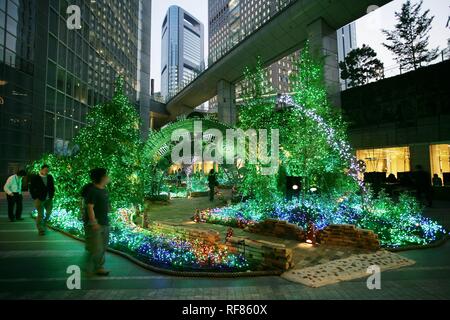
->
xmin=339 ymin=44 xmax=384 ymax=87
xmin=382 ymin=0 xmax=439 ymax=71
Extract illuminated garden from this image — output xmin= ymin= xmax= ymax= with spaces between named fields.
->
xmin=28 ymin=44 xmax=447 ymax=273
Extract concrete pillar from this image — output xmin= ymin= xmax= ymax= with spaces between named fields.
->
xmin=217 ymin=80 xmax=236 ymax=125
xmin=307 ymin=19 xmax=341 ymax=107
xmin=139 ymin=103 xmax=150 ymax=139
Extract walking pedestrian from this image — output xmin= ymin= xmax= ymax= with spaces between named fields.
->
xmin=177 ymin=168 xmax=183 ymax=187
xmin=3 ymin=170 xmax=27 ymax=222
xmin=83 ymin=168 xmax=111 ymax=277
xmin=30 ymin=165 xmax=55 ymax=235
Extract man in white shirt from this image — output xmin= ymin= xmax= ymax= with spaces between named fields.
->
xmin=3 ymin=170 xmax=27 ymax=222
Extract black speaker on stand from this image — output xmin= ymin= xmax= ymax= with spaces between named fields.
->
xmin=286 ymin=176 xmax=302 ymax=200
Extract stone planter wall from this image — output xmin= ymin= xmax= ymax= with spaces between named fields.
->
xmin=317 ymin=224 xmax=380 ymax=251
xmin=227 ymin=237 xmax=294 ymax=271
xmin=150 ymin=222 xmax=221 ymax=245
xmin=148 ymin=221 xmax=294 ymax=271
xmin=247 ymin=219 xmax=305 ymax=241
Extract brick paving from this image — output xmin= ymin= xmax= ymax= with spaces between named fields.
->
xmin=0 ymin=193 xmax=449 ymax=300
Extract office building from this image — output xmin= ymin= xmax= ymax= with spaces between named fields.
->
xmin=161 ymin=5 xmax=205 ymax=101
xmin=343 ymin=60 xmax=450 ymax=187
xmin=207 ymin=0 xmax=355 ymax=110
xmin=137 ymin=0 xmax=152 ymax=137
xmin=337 ymin=22 xmax=357 ymax=90
xmin=0 ymin=0 xmax=151 ymax=183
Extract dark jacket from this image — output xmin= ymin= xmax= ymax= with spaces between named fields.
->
xmin=30 ymin=174 xmax=55 ymax=201
xmin=208 ymin=174 xmax=217 ymax=187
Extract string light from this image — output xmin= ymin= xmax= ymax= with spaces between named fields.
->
xmin=196 ymin=193 xmax=447 ymax=248
xmin=28 ymin=43 xmax=448 ymax=274
xmin=195 ymin=43 xmax=446 ymax=248
xmin=28 ymin=78 xmax=249 ymax=272
xmin=31 ymin=208 xmax=249 ymax=271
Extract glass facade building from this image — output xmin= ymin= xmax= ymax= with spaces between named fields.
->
xmin=0 ymin=0 xmax=151 ymax=183
xmin=337 ymin=22 xmax=357 ymax=90
xmin=207 ymin=0 xmax=355 ymax=111
xmin=161 ymin=5 xmax=204 ymax=102
xmin=208 ymin=0 xmax=293 ymax=65
xmin=137 ymin=0 xmax=152 ymax=138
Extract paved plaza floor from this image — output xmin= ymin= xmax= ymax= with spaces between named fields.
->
xmin=0 ymin=194 xmax=449 ymax=300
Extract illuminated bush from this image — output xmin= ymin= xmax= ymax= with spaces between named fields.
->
xmin=198 ymin=192 xmax=446 ymax=248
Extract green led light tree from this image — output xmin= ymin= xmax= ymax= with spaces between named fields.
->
xmin=287 ymin=43 xmax=352 ymax=189
xmin=31 ymin=78 xmax=144 ymax=211
xmin=238 ymin=42 xmax=357 ymax=202
xmin=238 ymin=57 xmax=282 ymax=202
xmin=73 ymin=77 xmax=144 ymax=208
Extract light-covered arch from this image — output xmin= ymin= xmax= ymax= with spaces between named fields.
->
xmin=143 ymin=118 xmax=233 ymax=164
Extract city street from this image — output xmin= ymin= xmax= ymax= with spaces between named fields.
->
xmin=0 ymin=196 xmax=449 ymax=300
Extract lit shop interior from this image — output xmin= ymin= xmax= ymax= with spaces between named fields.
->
xmin=356 ymin=144 xmax=450 ymax=186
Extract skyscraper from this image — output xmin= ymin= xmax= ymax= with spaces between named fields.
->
xmin=0 ymin=0 xmax=151 ymax=183
xmin=209 ymin=0 xmax=292 ymax=65
xmin=208 ymin=0 xmax=292 ymax=111
xmin=337 ymin=22 xmax=357 ymax=89
xmin=161 ymin=5 xmax=205 ymax=101
xmin=137 ymin=0 xmax=152 ymax=137
xmin=207 ymin=0 xmax=356 ymax=110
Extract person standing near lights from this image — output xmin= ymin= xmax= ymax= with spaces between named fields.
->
xmin=432 ymin=174 xmax=443 ymax=187
xmin=3 ymin=170 xmax=27 ymax=222
xmin=83 ymin=168 xmax=112 ymax=277
xmin=208 ymin=169 xmax=218 ymax=202
xmin=177 ymin=168 xmax=183 ymax=187
xmin=30 ymin=165 xmax=55 ymax=236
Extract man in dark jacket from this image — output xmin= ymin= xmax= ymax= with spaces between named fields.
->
xmin=30 ymin=165 xmax=55 ymax=235
xmin=412 ymin=165 xmax=433 ymax=207
xmin=208 ymin=169 xmax=218 ymax=202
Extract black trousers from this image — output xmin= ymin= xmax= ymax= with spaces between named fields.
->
xmin=7 ymin=193 xmax=23 ymax=221
xmin=209 ymin=185 xmax=215 ymax=202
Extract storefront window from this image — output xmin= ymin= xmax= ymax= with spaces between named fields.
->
xmin=169 ymin=162 xmax=217 ymax=175
xmin=430 ymin=144 xmax=450 ymax=184
xmin=356 ymin=147 xmax=411 ymax=178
